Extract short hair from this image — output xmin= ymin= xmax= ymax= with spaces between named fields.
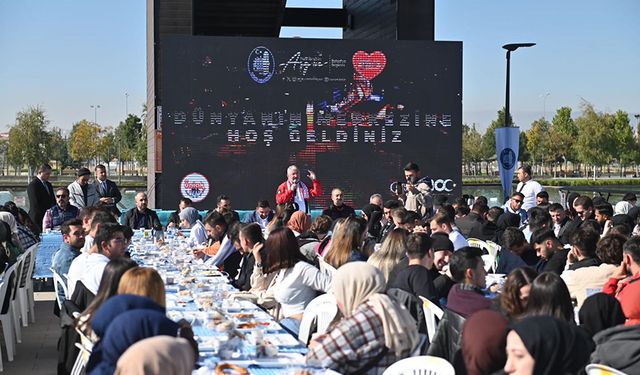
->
xmin=573 ymin=196 xmax=593 ymax=209
xmin=596 ymin=234 xmax=626 ymax=265
xmin=94 ymin=223 xmax=125 ymax=254
xmin=204 ymin=211 xmax=227 ymax=228
xmin=487 ymin=207 xmax=504 ymax=223
xmin=453 ymin=197 xmax=468 ymax=208
xmin=90 ymin=209 xmax=117 ymax=230
xmin=286 ymin=165 xmax=298 ymax=174
xmin=406 ymin=232 xmax=432 ymax=260
xmin=570 ymin=228 xmax=599 ymax=258
xmin=403 ymin=210 xmax=421 ymax=225
xmin=390 ymin=207 xmax=407 ymax=224
xmin=369 ymin=193 xmax=382 ymax=202
xmin=383 ymin=199 xmax=402 ymax=210
xmin=536 ymin=191 xmax=549 ymax=199
xmin=528 ymin=207 xmax=552 ymax=231
xmin=256 ymin=200 xmax=270 ymax=208
xmin=475 ymin=196 xmax=488 ymax=206
xmin=548 ymin=203 xmax=564 ymax=213
xmin=592 ymin=196 xmax=607 ymax=207
xmin=227 ymin=222 xmax=242 ymax=244
xmin=511 ymin=192 xmax=525 ymax=200
xmin=595 ymin=204 xmax=614 ymax=218
xmin=55 ymin=187 xmax=70 ymax=196
xmin=622 ymin=235 xmax=640 ymax=264
xmin=60 ymin=218 xmax=83 ymax=235
xmin=95 ymin=164 xmax=106 ymax=172
xmin=403 ymin=162 xmax=420 ymax=172
xmin=503 ymin=227 xmax=526 ymax=249
xmin=216 ymin=194 xmax=231 ymax=204
xmin=623 ymin=193 xmax=637 ymax=202
xmin=239 ymin=223 xmax=264 ymax=245
xmin=117 ymin=267 xmax=166 ymax=307
xmin=530 ymin=228 xmax=559 ymax=246
xmin=310 ymin=215 xmax=332 ymax=235
xmin=431 ymin=211 xmax=452 ymax=227
xmin=437 ymin=203 xmax=456 ymax=222
xmin=37 ymin=164 xmax=52 ymax=174
xmin=79 ymin=206 xmax=97 ymax=221
xmin=471 ymin=202 xmax=489 ymax=216
xmin=179 ymin=197 xmax=193 ymax=206
xmin=518 ymin=165 xmax=532 ymax=177
xmin=449 ymin=246 xmax=483 ymax=283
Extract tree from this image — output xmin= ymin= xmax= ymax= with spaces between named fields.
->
xmin=114 ymin=114 xmax=143 ymax=173
xmin=462 ymin=124 xmax=483 ymax=175
xmin=611 ymin=110 xmax=636 ymax=174
xmin=7 ymin=105 xmax=50 ymax=177
xmin=548 ymin=107 xmax=577 ymax=176
xmin=526 ymin=118 xmax=551 ymax=173
xmin=480 ymin=108 xmax=514 ymax=160
xmin=69 ymin=119 xmax=101 ymax=164
xmin=98 ymin=128 xmax=116 ymax=166
xmin=574 ymin=102 xmax=613 ymax=178
xmin=519 ymin=131 xmax=530 ymax=163
xmin=47 ymin=127 xmax=72 ymax=172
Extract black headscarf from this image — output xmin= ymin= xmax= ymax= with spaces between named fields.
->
xmin=579 ymin=293 xmax=625 ymax=337
xmin=511 ymin=316 xmax=594 ymax=375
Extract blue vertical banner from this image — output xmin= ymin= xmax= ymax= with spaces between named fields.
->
xmin=495 ymin=127 xmax=520 ymax=202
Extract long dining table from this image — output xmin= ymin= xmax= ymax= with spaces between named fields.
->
xmin=128 ymin=232 xmax=335 ymax=375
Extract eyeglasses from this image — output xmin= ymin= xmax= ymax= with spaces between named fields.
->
xmin=56 ymin=195 xmax=68 ymax=198
xmin=512 ymin=199 xmax=523 ymax=204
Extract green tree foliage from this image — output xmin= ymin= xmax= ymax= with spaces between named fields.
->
xmin=526 ymin=118 xmax=551 ymax=164
xmin=47 ymin=127 xmax=73 ymax=171
xmin=69 ymin=119 xmax=101 ymax=163
xmin=574 ymin=102 xmax=613 ymax=174
xmin=519 ymin=131 xmax=530 ymax=162
xmin=99 ymin=128 xmax=116 ymax=164
xmin=481 ymin=108 xmax=514 ymax=159
xmin=548 ymin=107 xmax=577 ymax=162
xmin=462 ymin=124 xmax=483 ymax=163
xmin=611 ymin=110 xmax=636 ymax=167
xmin=114 ymin=114 xmax=143 ymax=163
xmin=7 ymin=106 xmax=50 ymax=175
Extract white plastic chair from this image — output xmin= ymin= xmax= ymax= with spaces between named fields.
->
xmin=0 ymin=262 xmax=19 ymax=363
xmin=70 ymin=327 xmax=94 ymax=375
xmin=51 ymin=267 xmax=69 ymax=310
xmin=16 ymin=245 xmax=36 ymax=327
xmin=298 ymin=293 xmax=339 ymax=345
xmin=585 ymin=364 xmax=627 ymax=375
xmin=382 ymin=355 xmax=455 ymax=375
xmin=485 ymin=240 xmax=502 ymax=258
xmin=481 ymin=254 xmax=496 ymax=273
xmin=419 ymin=296 xmax=444 ymax=344
xmin=467 ymin=238 xmax=489 ymax=251
xmin=9 ymin=255 xmax=25 ymax=343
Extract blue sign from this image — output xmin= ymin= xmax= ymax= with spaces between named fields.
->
xmin=495 ymin=127 xmax=520 ymax=202
xmin=247 ymin=46 xmax=275 ymax=84
xmin=500 ymin=148 xmax=516 ymax=170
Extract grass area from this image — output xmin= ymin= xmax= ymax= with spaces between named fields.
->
xmin=463 ymin=177 xmax=640 ymax=186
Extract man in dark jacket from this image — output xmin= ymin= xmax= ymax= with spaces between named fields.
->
xmin=122 ymin=192 xmax=161 ymax=230
xmin=530 ymin=228 xmax=569 ymax=275
xmin=322 ymin=188 xmax=355 ymax=221
xmin=93 ymin=164 xmax=122 ymax=218
xmin=27 ymin=163 xmax=56 ymax=234
xmin=244 ymin=199 xmax=274 ymax=231
xmin=455 ymin=202 xmax=487 ymax=239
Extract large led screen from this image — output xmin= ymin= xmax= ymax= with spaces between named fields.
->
xmin=160 ymin=36 xmax=462 ymax=210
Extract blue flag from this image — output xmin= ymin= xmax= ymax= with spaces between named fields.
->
xmin=495 ymin=127 xmax=520 ymax=202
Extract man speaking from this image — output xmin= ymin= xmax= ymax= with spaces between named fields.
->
xmin=275 ymin=165 xmax=322 ymax=213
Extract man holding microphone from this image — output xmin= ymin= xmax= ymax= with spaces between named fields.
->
xmin=275 ymin=165 xmax=322 ymax=213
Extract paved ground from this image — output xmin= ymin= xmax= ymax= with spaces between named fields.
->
xmin=0 ymin=294 xmax=59 ymax=374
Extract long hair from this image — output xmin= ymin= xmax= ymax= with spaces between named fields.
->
xmin=367 ymin=228 xmax=408 ymax=280
xmin=117 ymin=267 xmax=166 ymax=307
xmin=525 ymin=272 xmax=574 ymax=323
xmin=325 ymin=217 xmax=364 ymax=269
xmin=264 ymin=227 xmax=305 ymax=273
xmin=499 ymin=267 xmax=538 ymax=320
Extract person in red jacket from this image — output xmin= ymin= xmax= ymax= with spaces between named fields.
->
xmin=602 ymin=236 xmax=640 ymax=325
xmin=275 ymin=165 xmax=322 ymax=213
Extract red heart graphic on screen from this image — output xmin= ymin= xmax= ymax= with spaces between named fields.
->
xmin=352 ymin=51 xmax=387 ymax=80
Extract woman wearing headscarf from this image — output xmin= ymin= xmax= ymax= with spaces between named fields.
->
xmin=614 ymin=201 xmax=633 ymax=216
xmin=287 ymin=211 xmax=310 ymax=237
xmin=115 ymin=336 xmax=195 ymax=375
xmin=306 ymin=262 xmax=419 ymax=374
xmin=90 ymin=309 xmax=181 ymax=375
xmin=459 ymin=310 xmax=508 ymax=375
xmin=504 ymin=316 xmax=594 ymax=375
xmin=179 ymin=207 xmax=207 ymax=246
xmin=578 ymin=293 xmax=625 ymax=337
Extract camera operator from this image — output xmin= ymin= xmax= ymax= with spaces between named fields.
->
xmin=392 ymin=162 xmax=433 ymax=220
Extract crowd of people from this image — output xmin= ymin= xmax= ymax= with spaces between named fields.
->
xmin=1 ymin=162 xmax=639 ymax=374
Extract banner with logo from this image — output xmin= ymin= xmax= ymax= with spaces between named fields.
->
xmin=160 ymin=36 xmax=462 ymax=209
xmin=495 ymin=126 xmax=520 ymax=202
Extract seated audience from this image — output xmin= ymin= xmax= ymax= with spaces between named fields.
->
xmin=51 ymin=218 xmax=85 ymax=300
xmin=548 ymin=203 xmax=571 ymax=243
xmin=287 ymin=211 xmax=310 ymax=237
xmin=529 ymin=229 xmax=568 ymax=275
xmin=505 ymin=316 xmax=593 ymax=374
xmin=496 ymin=227 xmax=541 ymax=274
xmin=4 ymin=203 xmax=39 ymax=249
xmin=525 ymin=272 xmax=574 ymax=323
xmin=595 ymin=203 xmax=614 ymax=235
xmin=479 ymin=206 xmax=502 ymax=241
xmin=244 ymin=199 xmax=274 ymax=231
xmin=494 ymin=211 xmax=520 ymax=247
xmin=430 ymin=211 xmax=468 ymax=250
xmin=115 ymin=336 xmax=196 ymax=375
xmin=306 ymin=262 xmax=418 ymax=374
xmin=497 ymin=267 xmax=538 ymax=321
xmin=446 ymin=246 xmax=492 ymax=318
xmin=179 ymin=207 xmax=207 ymax=246
xmin=368 ymin=228 xmax=409 ymax=281
xmin=231 ymin=223 xmax=262 ymax=291
xmin=602 ymin=235 xmax=640 ymax=325
xmin=387 ymin=232 xmax=437 ymax=302
xmin=578 ymin=293 xmax=625 ymax=338
xmin=166 ymin=197 xmax=193 ymax=229
xmin=322 ymin=188 xmax=356 ymax=221
xmin=591 ymin=323 xmax=640 ymax=374
xmin=297 ymin=215 xmax=332 ymax=262
xmin=521 ymin=207 xmax=552 ymax=242
xmin=455 ymin=202 xmax=487 ymax=239
xmin=459 ymin=310 xmax=508 ymax=375
xmin=378 ymin=199 xmax=402 ymax=243
xmin=43 ymin=187 xmax=80 ymax=230
xmin=117 ymin=267 xmax=166 ymax=307
xmin=502 ymin=192 xmax=527 ymax=227
xmin=361 ymin=203 xmax=383 ymax=240
xmin=122 ymin=192 xmax=161 ymax=230
xmin=535 ymin=191 xmax=549 ymax=208
xmin=324 ymin=217 xmax=367 ymax=268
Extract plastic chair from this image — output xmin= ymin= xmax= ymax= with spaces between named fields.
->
xmin=16 ymin=245 xmax=36 ymax=327
xmin=9 ymin=255 xmax=25 ymax=343
xmin=485 ymin=240 xmax=502 ymax=258
xmin=411 ymin=334 xmax=428 ymax=357
xmin=585 ymin=364 xmax=627 ymax=375
xmin=298 ymin=293 xmax=339 ymax=345
xmin=70 ymin=327 xmax=94 ymax=375
xmin=481 ymin=254 xmax=496 ymax=273
xmin=0 ymin=262 xmax=18 ymax=363
xmin=419 ymin=296 xmax=444 ymax=344
xmin=382 ymin=355 xmax=455 ymax=375
xmin=51 ymin=267 xmax=69 ymax=310
xmin=467 ymin=238 xmax=489 ymax=252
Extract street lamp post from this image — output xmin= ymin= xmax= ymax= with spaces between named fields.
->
xmin=90 ymin=104 xmax=101 ymax=125
xmin=125 ymin=92 xmax=129 ymax=117
xmin=540 ymin=92 xmax=550 ymax=119
xmin=502 ymin=43 xmax=535 ymax=126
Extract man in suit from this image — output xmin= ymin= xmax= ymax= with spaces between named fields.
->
xmin=244 ymin=199 xmax=274 ymax=231
xmin=122 ymin=192 xmax=161 ymax=230
xmin=27 ymin=164 xmax=56 ymax=234
xmin=93 ymin=164 xmax=122 ymax=218
xmin=68 ymin=167 xmax=99 ymax=209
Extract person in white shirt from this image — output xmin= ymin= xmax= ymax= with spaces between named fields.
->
xmin=515 ymin=165 xmax=544 ymax=212
xmin=430 ymin=211 xmax=468 ymax=251
xmin=68 ymin=223 xmax=128 ymax=296
xmin=179 ymin=207 xmax=207 ymax=246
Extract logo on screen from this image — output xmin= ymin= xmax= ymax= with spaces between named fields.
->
xmin=430 ymin=179 xmax=456 ymax=192
xmin=180 ymin=173 xmax=210 ymax=202
xmin=248 ymin=46 xmax=275 ymax=83
xmin=500 ymin=148 xmax=516 ymax=170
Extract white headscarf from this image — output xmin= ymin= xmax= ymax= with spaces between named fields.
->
xmin=615 ymin=201 xmax=633 ymax=216
xmin=332 ymin=262 xmax=419 ymax=357
xmin=0 ymin=212 xmax=18 ymax=234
